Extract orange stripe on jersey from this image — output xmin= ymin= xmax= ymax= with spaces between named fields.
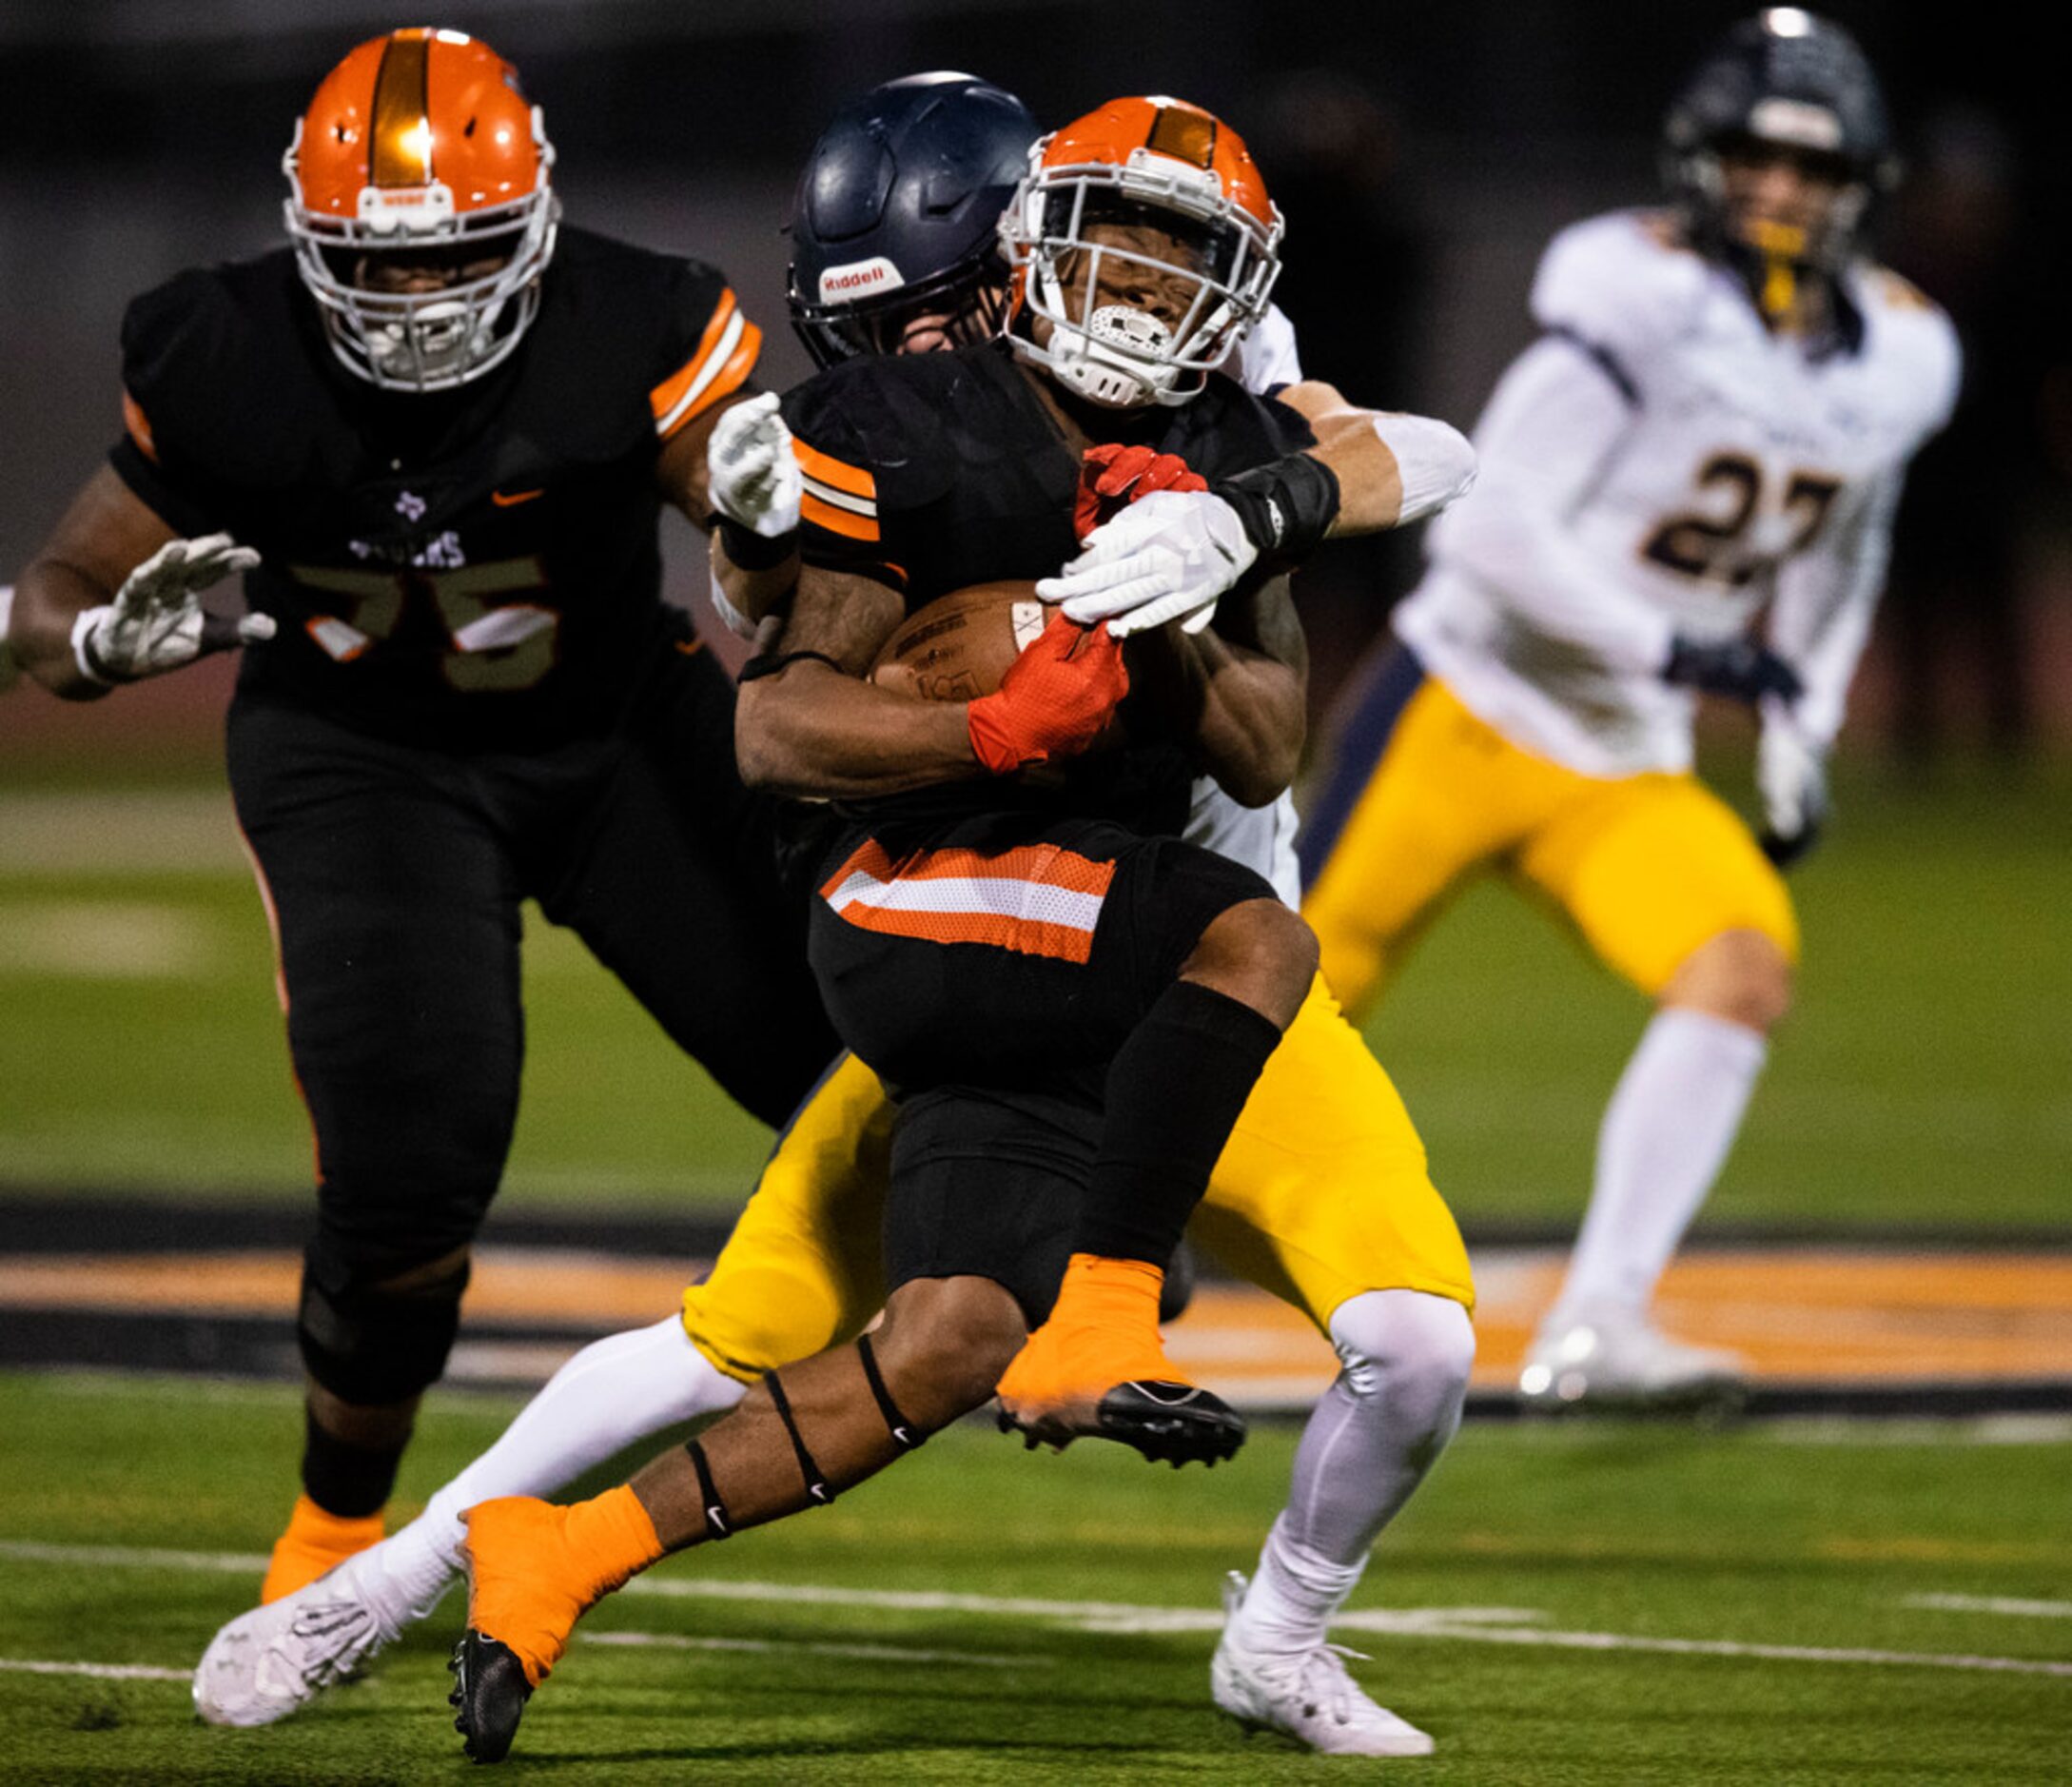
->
xmin=122 ymin=390 xmax=158 ymax=462
xmin=819 ymin=837 xmax=1116 ymax=964
xmin=800 ymin=490 xmax=880 ymax=541
xmin=793 ymin=440 xmax=876 ymax=501
xmin=650 ymin=290 xmax=764 ymax=439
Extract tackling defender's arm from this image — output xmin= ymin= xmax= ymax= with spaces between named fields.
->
xmin=1274 ymin=381 xmax=1476 ymax=536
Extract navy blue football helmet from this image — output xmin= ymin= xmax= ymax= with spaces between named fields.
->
xmin=788 ymin=72 xmax=1038 ymax=368
xmin=1663 ymin=10 xmax=1895 ymax=299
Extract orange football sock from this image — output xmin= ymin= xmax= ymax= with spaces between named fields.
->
xmin=464 ymin=1487 xmax=665 ymax=1688
xmin=260 ymin=1493 xmax=385 ymax=1604
xmin=997 ymin=1253 xmax=1186 ymax=1413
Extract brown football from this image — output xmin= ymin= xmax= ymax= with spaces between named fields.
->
xmin=869 ymin=580 xmax=1048 ymax=702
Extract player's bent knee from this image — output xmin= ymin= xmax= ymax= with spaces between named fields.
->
xmin=871 ymin=1275 xmax=1027 ymax=1424
xmin=1327 ymin=1289 xmax=1475 ymax=1447
xmin=298 ymin=1239 xmax=473 ymax=1406
xmin=1661 ymin=928 xmax=1793 ymax=1032
xmin=1183 ymin=898 xmax=1319 ymax=1031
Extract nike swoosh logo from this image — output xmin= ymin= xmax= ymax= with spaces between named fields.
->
xmin=491 ymin=487 xmax=544 ymax=507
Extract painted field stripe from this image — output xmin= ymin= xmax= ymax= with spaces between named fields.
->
xmin=0 ymin=1541 xmax=265 ymax=1575
xmin=0 ymin=1658 xmax=189 ymax=1683
xmin=585 ymin=1630 xmax=1026 ymax=1667
xmin=3 ymin=1542 xmax=2066 ymax=1680
xmin=1906 ymin=1594 xmax=2072 ymax=1620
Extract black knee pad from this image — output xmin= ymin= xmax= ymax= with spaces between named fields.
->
xmin=298 ymin=1239 xmax=473 ymax=1406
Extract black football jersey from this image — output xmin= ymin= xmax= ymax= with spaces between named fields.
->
xmin=780 ymin=341 xmax=1316 ymax=832
xmin=109 ymin=226 xmax=760 ymax=752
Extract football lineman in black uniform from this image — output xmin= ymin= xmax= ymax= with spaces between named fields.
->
xmin=6 ymin=28 xmax=837 ymax=1602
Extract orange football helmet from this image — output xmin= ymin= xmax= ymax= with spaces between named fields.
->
xmin=283 ymin=29 xmax=558 ymax=390
xmin=999 ymin=96 xmax=1282 ymax=409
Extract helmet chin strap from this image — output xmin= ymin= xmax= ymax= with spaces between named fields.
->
xmin=1050 ymin=304 xmax=1179 ymax=409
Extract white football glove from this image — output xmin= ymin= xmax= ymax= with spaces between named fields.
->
xmin=1035 ymin=488 xmax=1258 ymax=639
xmin=1756 ymin=697 xmax=1829 ymax=868
xmin=707 ymin=392 xmax=802 ymax=540
xmin=70 ymin=534 xmax=270 ymax=686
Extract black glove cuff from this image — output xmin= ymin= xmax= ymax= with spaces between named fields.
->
xmin=1210 ymin=451 xmax=1340 ymax=566
xmin=715 ymin=516 xmax=800 ymax=573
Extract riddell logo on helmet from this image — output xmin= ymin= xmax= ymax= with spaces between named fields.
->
xmin=819 ymin=257 xmax=906 ymax=302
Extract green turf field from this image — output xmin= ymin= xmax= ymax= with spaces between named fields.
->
xmin=0 ymin=1370 xmax=2065 ymax=1782
xmin=3 ymin=760 xmax=2066 ymax=1227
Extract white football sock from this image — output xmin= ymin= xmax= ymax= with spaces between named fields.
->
xmin=357 ymin=1314 xmax=749 ymax=1627
xmin=1233 ymin=1289 xmax=1474 ymax=1655
xmin=1550 ymin=1006 xmax=1768 ymax=1326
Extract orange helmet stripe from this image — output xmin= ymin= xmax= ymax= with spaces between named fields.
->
xmin=1146 ymin=105 xmax=1218 ymax=169
xmin=368 ymin=30 xmax=434 ymax=188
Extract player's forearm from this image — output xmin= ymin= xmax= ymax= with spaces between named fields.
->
xmin=8 ymin=557 xmax=118 ymax=699
xmin=735 ymin=663 xmax=985 ymax=797
xmin=1135 ymin=626 xmax=1304 ymax=809
xmin=708 ymin=532 xmax=798 ymax=641
xmin=1276 ymin=384 xmax=1476 ymax=538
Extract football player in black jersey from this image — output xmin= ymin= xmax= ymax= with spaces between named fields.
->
xmin=6 ymin=29 xmax=838 ymax=1604
xmin=440 ymin=94 xmax=1468 ymax=1763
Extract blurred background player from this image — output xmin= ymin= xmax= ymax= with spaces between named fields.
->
xmin=195 ymin=78 xmax=1478 ymax=1764
xmin=1298 ymin=10 xmax=1960 ymax=1408
xmin=5 ymin=28 xmax=838 ymax=1600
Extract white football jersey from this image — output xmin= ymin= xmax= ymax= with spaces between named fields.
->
xmin=1395 ymin=209 xmax=1961 ymax=776
xmin=1184 ymin=302 xmax=1303 ymax=905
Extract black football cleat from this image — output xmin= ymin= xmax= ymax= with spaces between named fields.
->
xmin=999 ymin=1380 xmax=1246 ymax=1466
xmin=449 ymin=1628 xmax=531 ymax=1764
xmin=1096 ymin=1380 xmax=1246 ymax=1466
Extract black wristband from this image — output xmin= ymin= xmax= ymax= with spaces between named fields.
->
xmin=1210 ymin=451 xmax=1340 ymax=565
xmin=715 ymin=516 xmax=800 ymax=572
xmin=738 ymin=648 xmax=844 ymax=683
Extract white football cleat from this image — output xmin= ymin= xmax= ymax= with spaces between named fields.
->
xmin=1517 ymin=1306 xmax=1748 ymax=1410
xmin=1211 ymin=1571 xmax=1435 ymax=1758
xmin=193 ymin=1552 xmax=418 ymax=1727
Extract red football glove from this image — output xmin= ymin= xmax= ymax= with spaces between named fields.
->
xmin=966 ymin=612 xmax=1129 ymax=775
xmin=1074 ymin=442 xmax=1208 ymax=542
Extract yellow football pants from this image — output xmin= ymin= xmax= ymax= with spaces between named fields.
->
xmin=680 ymin=977 xmax=1473 ymax=1382
xmin=1301 ymin=676 xmax=1799 ymax=1020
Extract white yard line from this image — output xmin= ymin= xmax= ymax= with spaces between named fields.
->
xmin=0 ymin=1658 xmax=189 ymax=1682
xmin=2 ymin=1541 xmax=2066 ymax=1681
xmin=1906 ymin=1594 xmax=2072 ymax=1620
xmin=584 ymin=1631 xmax=1026 ymax=1667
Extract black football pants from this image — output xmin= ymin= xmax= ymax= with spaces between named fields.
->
xmin=225 ymin=648 xmax=837 ymax=1404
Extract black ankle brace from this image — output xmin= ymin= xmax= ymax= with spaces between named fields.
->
xmin=682 ymin=1439 xmax=733 ymax=1542
xmin=856 ymin=1333 xmax=928 ymax=1452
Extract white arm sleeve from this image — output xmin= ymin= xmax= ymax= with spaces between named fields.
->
xmin=1431 ymin=334 xmax=1676 ymax=674
xmin=1766 ymin=468 xmax=1903 ymax=747
xmin=0 ymin=585 xmax=17 ymax=694
xmin=1369 ymin=412 xmax=1476 ymax=526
